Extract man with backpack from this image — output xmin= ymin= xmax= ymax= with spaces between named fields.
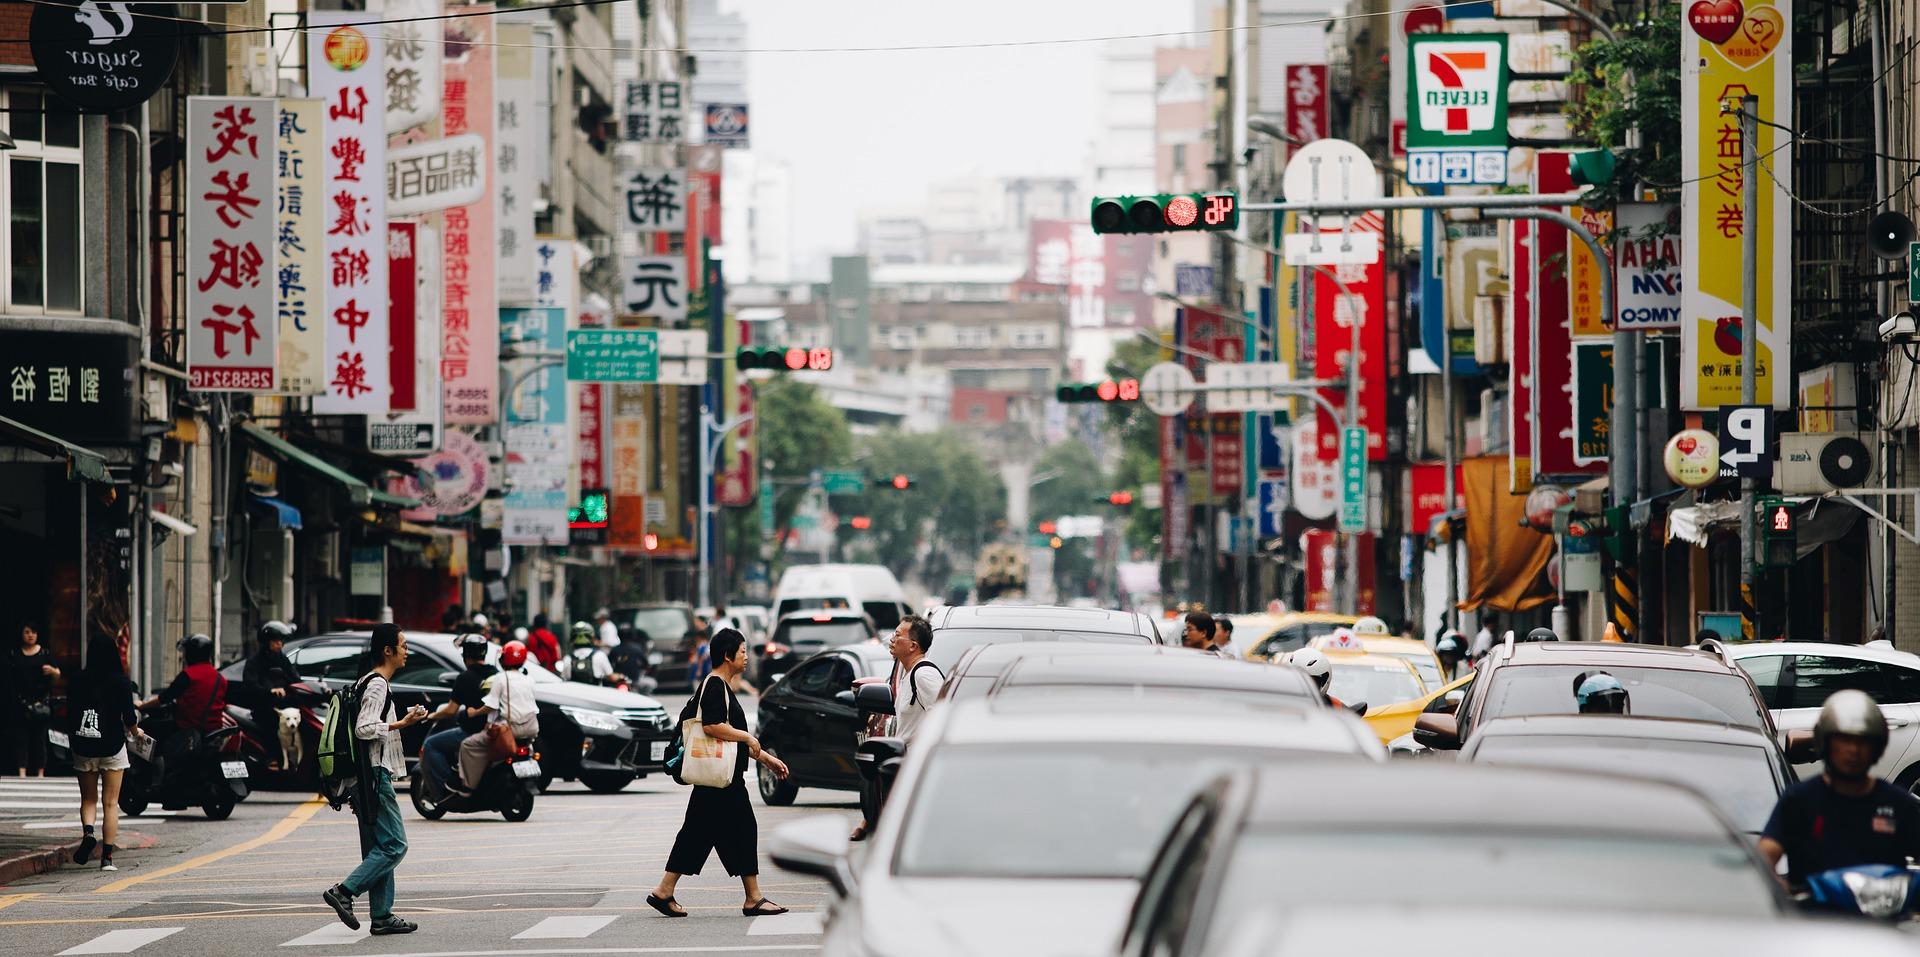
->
xmin=559 ymin=621 xmax=616 ymax=685
xmin=322 ymin=624 xmax=429 ymax=936
xmin=850 ymin=615 xmax=942 ymax=842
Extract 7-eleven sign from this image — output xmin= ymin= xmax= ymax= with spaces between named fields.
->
xmin=1406 ymin=34 xmax=1510 ymax=150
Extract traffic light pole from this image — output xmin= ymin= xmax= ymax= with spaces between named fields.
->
xmin=698 ymin=408 xmax=753 ymax=614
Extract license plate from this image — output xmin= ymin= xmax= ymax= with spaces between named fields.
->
xmin=47 ymin=730 xmax=69 ymax=749
xmin=220 ymin=761 xmax=250 ymax=780
xmin=650 ymin=741 xmax=668 ymax=762
xmin=511 ymin=759 xmax=542 ymax=779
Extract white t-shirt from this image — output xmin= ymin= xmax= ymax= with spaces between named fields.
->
xmin=598 ymin=620 xmax=621 ymax=647
xmin=482 ymin=669 xmax=540 ymax=729
xmin=559 ymin=648 xmax=613 ymax=681
xmin=888 ymin=660 xmax=945 ymax=739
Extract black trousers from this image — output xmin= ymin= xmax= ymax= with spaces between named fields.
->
xmin=665 ymin=776 xmax=757 ymax=877
xmin=7 ymin=714 xmax=48 ymax=774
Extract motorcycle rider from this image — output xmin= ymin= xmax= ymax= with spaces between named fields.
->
xmin=1435 ymin=631 xmax=1466 ymax=681
xmin=243 ymin=622 xmax=299 ymax=767
xmin=455 ymin=641 xmax=541 ymax=792
xmin=1759 ymin=690 xmax=1920 ymax=887
xmin=420 ymin=633 xmax=496 ymax=797
xmin=1572 ymin=671 xmax=1630 ymax=714
xmin=1281 ymin=647 xmax=1345 ymax=709
xmin=559 ymin=621 xmax=616 ymax=685
xmin=137 ymin=634 xmax=229 ymax=785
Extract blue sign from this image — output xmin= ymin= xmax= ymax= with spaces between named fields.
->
xmin=1175 ymin=264 xmax=1214 ymax=298
xmin=1257 ymin=478 xmax=1288 ymax=538
xmin=704 ymin=103 xmax=749 ymax=148
xmin=1419 ymin=202 xmax=1482 ymax=375
xmin=1257 ymin=413 xmax=1286 ymax=472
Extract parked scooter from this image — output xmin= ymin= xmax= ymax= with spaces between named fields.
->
xmin=1801 ymin=864 xmax=1920 ymax=920
xmin=408 ymin=728 xmax=540 ymax=822
xmin=224 ymin=682 xmax=328 ymax=790
xmin=120 ymin=705 xmax=251 ymax=820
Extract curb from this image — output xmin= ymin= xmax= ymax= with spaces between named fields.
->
xmin=0 ymin=830 xmax=159 ymax=887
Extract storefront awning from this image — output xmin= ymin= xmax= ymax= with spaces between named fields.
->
xmin=240 ymin=423 xmax=421 ymax=509
xmin=246 ymin=494 xmax=304 ymax=530
xmin=0 ymin=413 xmax=109 ymax=483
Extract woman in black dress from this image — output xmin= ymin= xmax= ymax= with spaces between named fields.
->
xmin=7 ymin=623 xmax=62 ymax=777
xmin=647 ymin=629 xmax=792 ymax=918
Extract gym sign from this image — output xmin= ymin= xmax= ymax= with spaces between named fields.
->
xmin=1405 ymin=34 xmax=1510 ymax=150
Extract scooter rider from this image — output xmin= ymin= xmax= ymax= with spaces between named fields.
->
xmin=243 ymin=621 xmax=300 ymax=769
xmin=1435 ymin=631 xmax=1466 ymax=681
xmin=559 ymin=621 xmax=617 ymax=685
xmin=454 ymin=641 xmax=541 ymax=791
xmin=1282 ymin=647 xmax=1345 ymax=710
xmin=1759 ymin=690 xmax=1920 ymax=887
xmin=137 ymin=634 xmax=229 ymax=785
xmin=421 ymin=633 xmax=496 ymax=797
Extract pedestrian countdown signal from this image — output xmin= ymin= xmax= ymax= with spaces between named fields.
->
xmin=1091 ymin=193 xmax=1239 ymax=235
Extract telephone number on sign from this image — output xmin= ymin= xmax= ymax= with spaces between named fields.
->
xmin=190 ymin=368 xmax=275 ymax=390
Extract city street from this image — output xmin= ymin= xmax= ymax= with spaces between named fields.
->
xmin=0 ymin=721 xmax=841 ymax=957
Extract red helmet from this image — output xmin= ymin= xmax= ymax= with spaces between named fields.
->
xmin=500 ymin=640 xmax=528 ymax=669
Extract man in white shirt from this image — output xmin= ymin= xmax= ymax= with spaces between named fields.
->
xmin=595 ymin=608 xmax=621 ymax=648
xmin=887 ymin=615 xmax=943 ymax=739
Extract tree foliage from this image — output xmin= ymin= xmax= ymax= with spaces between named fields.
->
xmin=723 ymin=379 xmax=852 ymax=585
xmin=838 ymin=430 xmax=1006 ymax=587
xmin=1104 ymin=337 xmax=1167 ymax=553
xmin=1029 ymin=439 xmax=1107 ymax=595
xmin=1565 ymin=4 xmax=1684 ymax=207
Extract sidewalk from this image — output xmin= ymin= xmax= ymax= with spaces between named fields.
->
xmin=0 ymin=777 xmax=158 ymax=886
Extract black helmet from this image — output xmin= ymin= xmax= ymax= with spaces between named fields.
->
xmin=1814 ymin=689 xmax=1890 ymax=764
xmin=178 ymin=633 xmax=214 ymax=664
xmin=1574 ymin=671 xmax=1629 ymax=714
xmin=1435 ymin=631 xmax=1464 ymax=657
xmin=1524 ymin=627 xmax=1560 ymax=643
xmin=457 ymin=632 xmax=491 ymax=661
xmin=258 ymin=620 xmax=295 ymax=646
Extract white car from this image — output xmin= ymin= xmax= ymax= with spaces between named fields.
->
xmin=1727 ymin=640 xmax=1920 ymax=786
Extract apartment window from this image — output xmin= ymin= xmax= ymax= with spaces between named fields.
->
xmin=3 ymin=91 xmax=83 ymax=313
xmin=954 ymin=327 xmax=990 ymax=349
xmin=1171 ymin=143 xmax=1186 ymax=173
xmin=888 ymin=327 xmax=917 ymax=350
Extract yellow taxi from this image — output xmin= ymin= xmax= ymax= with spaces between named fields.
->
xmin=1313 ymin=633 xmax=1448 ymax=692
xmin=1360 ymin=671 xmax=1474 ymax=745
xmin=1240 ymin=612 xmax=1357 ymax=662
xmin=1321 ymin=651 xmax=1427 ymax=717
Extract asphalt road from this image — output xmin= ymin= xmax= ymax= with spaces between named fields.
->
xmin=0 ymin=767 xmax=848 ymax=957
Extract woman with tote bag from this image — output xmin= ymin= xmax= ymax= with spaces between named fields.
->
xmin=647 ymin=629 xmax=791 ymax=918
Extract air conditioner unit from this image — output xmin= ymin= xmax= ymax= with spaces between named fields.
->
xmin=1774 ymin=433 xmax=1876 ymax=493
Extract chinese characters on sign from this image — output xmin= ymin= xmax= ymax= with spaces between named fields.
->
xmin=501 ymin=307 xmax=570 ymax=544
xmin=385 ymin=133 xmax=485 ymax=215
xmin=187 ymin=96 xmax=277 ymax=392
xmin=0 ymin=331 xmax=134 ymax=444
xmin=387 ymin=223 xmax=419 ymax=411
xmin=309 ymin=15 xmax=389 ymax=413
xmin=275 ymin=99 xmax=325 ymax=395
xmin=620 ymin=256 xmax=688 ymax=322
xmin=1285 ymin=65 xmax=1328 ymax=145
xmin=621 ymin=80 xmax=684 ymax=143
xmin=495 ymin=23 xmax=537 ymax=304
xmin=382 ymin=0 xmax=441 ymax=134
xmin=623 ymin=166 xmax=687 ymax=233
xmin=440 ymin=7 xmax=499 ymax=424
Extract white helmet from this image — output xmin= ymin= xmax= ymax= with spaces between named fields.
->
xmin=1283 ymin=647 xmax=1332 ymax=683
xmin=1352 ymin=616 xmax=1391 ymax=637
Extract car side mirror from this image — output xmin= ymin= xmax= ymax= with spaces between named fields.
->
xmin=1413 ymin=713 xmax=1462 ymax=750
xmin=1346 ymin=700 xmax=1369 ymax=717
xmin=855 ymin=682 xmax=895 ymax=717
xmin=1784 ymin=730 xmax=1817 ymax=763
xmin=437 ymin=671 xmax=461 ymax=685
xmin=834 ymin=690 xmax=856 ymax=707
xmin=768 ymin=816 xmax=858 ymax=897
xmin=1424 ymin=691 xmax=1463 ymax=715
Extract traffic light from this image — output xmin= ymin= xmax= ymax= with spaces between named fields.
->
xmin=736 ymin=345 xmax=834 ymax=372
xmin=569 ymin=488 xmax=609 ymax=545
xmin=1049 ymin=536 xmax=1064 ymax=549
xmin=1090 ymin=192 xmax=1238 ymax=234
xmin=849 ymin=515 xmax=872 ymax=530
xmin=1037 ymin=521 xmax=1057 ymax=535
xmin=888 ymin=473 xmax=913 ymax=491
xmin=1569 ymin=149 xmax=1618 ymax=186
xmin=1105 ymin=491 xmax=1135 ymax=507
xmin=1055 ymin=378 xmax=1140 ymax=403
xmin=1762 ymin=499 xmax=1796 ymax=568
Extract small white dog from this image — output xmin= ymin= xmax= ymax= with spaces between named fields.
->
xmin=276 ymin=708 xmax=303 ymax=770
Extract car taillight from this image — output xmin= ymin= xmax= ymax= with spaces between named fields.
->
xmin=812 ymin=615 xmax=833 ymax=622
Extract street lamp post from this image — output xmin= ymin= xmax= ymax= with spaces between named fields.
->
xmin=698 ymin=407 xmax=753 ymax=612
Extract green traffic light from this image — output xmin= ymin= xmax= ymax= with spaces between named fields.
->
xmin=1570 ymin=149 xmax=1617 ymax=186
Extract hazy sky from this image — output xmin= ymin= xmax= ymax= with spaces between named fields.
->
xmin=729 ymin=0 xmax=1200 ymax=278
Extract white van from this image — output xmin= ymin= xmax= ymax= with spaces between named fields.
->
xmin=771 ymin=563 xmax=912 ymax=632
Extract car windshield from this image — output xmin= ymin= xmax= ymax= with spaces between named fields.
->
xmin=926 ymin=629 xmax=1147 ymax=674
xmin=1482 ymin=665 xmax=1767 ymax=730
xmin=622 ymin=608 xmax=690 ymax=645
xmin=1328 ymin=662 xmax=1424 ymax=706
xmin=895 ymin=744 xmax=1275 ymax=879
xmin=1379 ymin=650 xmax=1444 ymax=689
xmin=776 ymin=620 xmax=869 ymax=646
xmin=1472 ymin=735 xmax=1780 ymax=832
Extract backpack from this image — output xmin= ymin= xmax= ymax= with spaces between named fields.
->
xmin=568 ymin=647 xmax=599 ymax=684
xmin=317 ymin=674 xmax=382 ymax=809
xmin=905 ymin=660 xmax=944 ymax=708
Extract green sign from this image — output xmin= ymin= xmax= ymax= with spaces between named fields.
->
xmin=1338 ymin=426 xmax=1368 ymax=534
xmin=1910 ymin=241 xmax=1920 ymax=305
xmin=820 ymin=469 xmax=867 ymax=495
xmin=759 ymin=474 xmax=774 ymax=531
xmin=565 ymin=330 xmax=658 ymax=382
xmin=1405 ymin=34 xmax=1511 ymax=151
xmin=1574 ymin=342 xmax=1613 ymax=466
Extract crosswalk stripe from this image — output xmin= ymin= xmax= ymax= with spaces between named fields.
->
xmin=57 ymin=927 xmax=186 ymax=955
xmin=21 ymin=815 xmax=174 ymax=829
xmin=512 ymin=915 xmax=619 ymax=939
xmin=280 ymin=923 xmax=368 ymax=947
xmin=0 ymin=801 xmax=81 ymax=808
xmin=746 ymin=913 xmax=824 ymax=936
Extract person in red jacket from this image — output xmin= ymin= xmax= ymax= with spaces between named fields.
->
xmin=139 ymin=633 xmax=228 ymax=732
xmin=526 ymin=614 xmax=562 ymax=671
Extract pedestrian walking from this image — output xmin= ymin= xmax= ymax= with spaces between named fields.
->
xmin=322 ymin=624 xmax=428 ymax=936
xmin=526 ymin=614 xmax=562 ymax=671
xmin=1181 ymin=611 xmax=1228 ymax=657
xmin=67 ymin=635 xmax=142 ymax=872
xmin=647 ymin=628 xmax=791 ymax=919
xmin=7 ymin=623 xmax=62 ymax=777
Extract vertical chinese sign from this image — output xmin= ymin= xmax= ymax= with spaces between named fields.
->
xmin=1310 ymin=220 xmax=1387 ymax=463
xmin=382 ymin=0 xmax=441 ymax=135
xmin=621 ymin=80 xmax=685 ymax=145
xmin=1681 ymin=0 xmax=1791 ymax=409
xmin=441 ymin=6 xmax=497 ymax=424
xmin=275 ymin=99 xmax=325 ymax=394
xmin=1285 ymin=65 xmax=1328 ymax=147
xmin=495 ymin=22 xmax=537 ymax=305
xmin=308 ymin=14 xmax=388 ymax=414
xmin=187 ymin=96 xmax=276 ymax=392
xmin=387 ymin=222 xmax=418 ymax=412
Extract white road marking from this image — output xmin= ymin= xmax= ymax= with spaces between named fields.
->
xmin=280 ymin=923 xmax=369 ymax=946
xmin=286 ymin=948 xmax=818 ymax=956
xmin=57 ymin=927 xmax=186 ymax=955
xmin=0 ymin=800 xmax=83 ymax=808
xmin=21 ymin=814 xmax=175 ymax=829
xmin=747 ymin=914 xmax=824 ymax=936
xmin=513 ymin=915 xmax=620 ymax=939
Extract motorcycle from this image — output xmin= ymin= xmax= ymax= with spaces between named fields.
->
xmin=408 ymin=728 xmax=540 ymax=822
xmin=1801 ymin=864 xmax=1920 ymax=920
xmin=120 ymin=705 xmax=251 ymax=820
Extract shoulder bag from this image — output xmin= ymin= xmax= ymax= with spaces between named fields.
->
xmin=677 ymin=674 xmax=738 ymax=788
xmin=484 ymin=675 xmax=519 ymax=762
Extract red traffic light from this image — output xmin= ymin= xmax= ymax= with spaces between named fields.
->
xmin=1117 ymin=378 xmax=1140 ymax=401
xmin=1163 ymin=195 xmax=1198 ymax=228
xmin=891 ymin=474 xmax=911 ymax=490
xmin=850 ymin=516 xmax=872 ymax=530
xmin=1097 ymin=380 xmax=1119 ymax=402
xmin=783 ymin=347 xmax=807 ymax=370
xmin=1109 ymin=491 xmax=1134 ymax=506
xmin=1038 ymin=521 xmax=1057 ymax=535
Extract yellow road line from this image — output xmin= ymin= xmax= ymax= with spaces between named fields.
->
xmin=0 ymin=893 xmax=39 ymax=911
xmin=96 ymin=798 xmax=325 ymax=894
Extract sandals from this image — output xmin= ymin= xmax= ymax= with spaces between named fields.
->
xmin=743 ymin=899 xmax=789 ymax=916
xmin=646 ymin=893 xmax=687 ymax=918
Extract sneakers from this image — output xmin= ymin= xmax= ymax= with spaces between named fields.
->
xmin=73 ymin=829 xmax=97 ymax=865
xmin=370 ymin=916 xmax=417 ymax=935
xmin=99 ymin=846 xmax=116 ymax=872
xmin=322 ymin=884 xmax=360 ymax=930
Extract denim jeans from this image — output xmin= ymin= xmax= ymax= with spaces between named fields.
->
xmin=342 ymin=768 xmax=407 ymax=920
xmin=421 ymin=728 xmax=464 ymax=791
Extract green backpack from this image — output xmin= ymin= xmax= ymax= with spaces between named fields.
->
xmin=317 ymin=675 xmax=374 ymax=808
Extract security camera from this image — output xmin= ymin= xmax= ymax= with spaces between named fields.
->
xmin=1879 ymin=311 xmax=1917 ymax=342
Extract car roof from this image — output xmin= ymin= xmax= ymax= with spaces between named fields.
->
xmin=776 ymin=610 xmax=872 ymax=624
xmin=1466 ymin=714 xmax=1781 ymax=748
xmin=1238 ymin=762 xmax=1734 ymax=839
xmin=1360 ymin=636 xmax=1433 ymax=656
xmin=1726 ymin=641 xmax=1920 ymax=666
xmin=1325 ymin=652 xmax=1420 ymax=673
xmin=1274 ymin=612 xmax=1358 ymax=626
xmin=826 ymin=640 xmax=893 ymax=667
xmin=997 ymin=652 xmax=1319 ymax=697
xmin=936 ymin=697 xmax=1373 ymax=755
xmin=929 ymin=604 xmax=1150 ymax=634
xmin=955 ymin=638 xmax=1166 ymax=674
xmin=1500 ymin=641 xmax=1738 ymax=672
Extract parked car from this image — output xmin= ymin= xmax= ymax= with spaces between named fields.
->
xmin=611 ymin=603 xmax=698 ymax=689
xmin=1116 ymin=763 xmax=1794 ymax=957
xmin=922 ymin=604 xmax=1163 ymax=673
xmin=1460 ymin=715 xmax=1795 ymax=835
xmin=939 ymin=636 xmax=1161 ymax=703
xmin=1322 ymin=652 xmax=1427 ymax=713
xmin=1239 ymin=612 xmax=1358 ymax=661
xmin=270 ymin=632 xmax=674 ymax=792
xmin=1413 ymin=639 xmax=1777 ymax=751
xmin=1727 ymin=640 xmax=1920 ymax=789
xmin=1314 ymin=632 xmax=1447 ymax=690
xmin=752 ymin=640 xmax=895 ymax=806
xmin=755 ymin=610 xmax=878 ymax=685
xmin=768 ymin=694 xmax=1384 ymax=957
